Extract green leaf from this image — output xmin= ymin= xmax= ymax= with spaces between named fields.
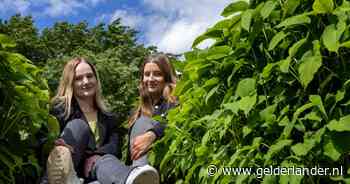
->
xmin=323 ymin=137 xmax=341 ymax=161
xmin=278 ymin=58 xmax=291 ymax=73
xmin=243 ymin=126 xmax=252 ymax=137
xmin=340 ymin=40 xmax=350 ymax=48
xmin=262 ymin=63 xmax=277 ymax=78
xmin=309 ymin=95 xmax=328 ymax=119
xmin=192 ymin=29 xmax=222 ymax=48
xmin=268 ymin=31 xmax=287 ymax=51
xmin=313 ymin=0 xmax=334 ymax=13
xmin=236 ymin=78 xmax=256 ymax=97
xmin=322 ymin=24 xmax=339 ymax=52
xmin=260 ymin=104 xmax=277 ymax=122
xmin=205 ymin=85 xmax=219 ymax=104
xmin=302 ymin=111 xmax=322 ymax=122
xmin=327 ymin=115 xmax=350 ymax=132
xmin=241 ymin=9 xmax=253 ymax=31
xmin=291 ymin=140 xmax=315 ymax=156
xmin=298 ymin=51 xmax=322 ymax=89
xmin=291 ymin=128 xmax=325 ymax=156
xmin=265 ymin=139 xmax=293 ymax=161
xmin=224 ymin=102 xmax=239 ymax=115
xmin=276 ymin=14 xmax=311 ymax=28
xmin=206 ymin=46 xmax=232 ymax=60
xmin=260 ymin=1 xmax=277 ymax=19
xmin=283 ymin=0 xmax=301 ymax=16
xmin=238 ymin=94 xmax=257 ymax=115
xmin=221 ymin=1 xmax=249 ymax=17
xmin=335 ymin=90 xmax=345 ymax=103
xmin=288 ymin=37 xmax=307 ymax=57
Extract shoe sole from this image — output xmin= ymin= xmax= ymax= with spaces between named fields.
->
xmin=47 ymin=146 xmax=72 ymax=184
xmin=132 ymin=168 xmax=159 ymax=184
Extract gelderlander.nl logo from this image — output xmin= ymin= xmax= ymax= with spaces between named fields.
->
xmin=207 ymin=164 xmax=344 ymax=178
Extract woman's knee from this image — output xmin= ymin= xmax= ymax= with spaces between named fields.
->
xmin=64 ymin=119 xmax=89 ymax=131
xmin=60 ymin=119 xmax=90 ymax=146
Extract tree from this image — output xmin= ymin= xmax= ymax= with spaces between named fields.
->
xmin=0 ymin=14 xmax=47 ymax=65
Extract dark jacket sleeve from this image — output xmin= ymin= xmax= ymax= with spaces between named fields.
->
xmin=149 ymin=122 xmax=166 ymax=138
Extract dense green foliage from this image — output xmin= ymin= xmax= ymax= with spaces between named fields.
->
xmin=152 ymin=0 xmax=350 ymax=183
xmin=0 ymin=34 xmax=49 ymax=183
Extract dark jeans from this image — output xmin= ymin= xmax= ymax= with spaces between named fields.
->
xmin=62 ymin=116 xmax=155 ymax=184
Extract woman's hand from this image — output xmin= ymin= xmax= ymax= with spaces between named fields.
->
xmin=131 ymin=131 xmax=156 ymax=160
xmin=54 ymin=138 xmax=74 ymax=153
xmin=84 ymin=155 xmax=101 ymax=177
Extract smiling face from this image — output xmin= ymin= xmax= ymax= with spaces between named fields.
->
xmin=143 ymin=62 xmax=165 ymax=96
xmin=73 ymin=62 xmax=97 ymax=99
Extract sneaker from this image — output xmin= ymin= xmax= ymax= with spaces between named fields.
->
xmin=125 ymin=165 xmax=159 ymax=184
xmin=47 ymin=146 xmax=82 ymax=184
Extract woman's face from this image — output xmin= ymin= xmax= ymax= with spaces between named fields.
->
xmin=143 ymin=62 xmax=165 ymax=95
xmin=73 ymin=62 xmax=97 ymax=99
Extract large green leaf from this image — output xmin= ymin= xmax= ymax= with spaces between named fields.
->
xmin=221 ymin=1 xmax=249 ymax=17
xmin=275 ymin=14 xmax=311 ymax=28
xmin=238 ymin=94 xmax=257 ymax=115
xmin=192 ymin=29 xmax=222 ymax=48
xmin=206 ymin=46 xmax=232 ymax=60
xmin=327 ymin=115 xmax=350 ymax=132
xmin=260 ymin=1 xmax=277 ymax=19
xmin=298 ymin=51 xmax=322 ymax=89
xmin=241 ymin=9 xmax=254 ymax=31
xmin=268 ymin=31 xmax=287 ymax=50
xmin=313 ymin=0 xmax=334 ymax=13
xmin=288 ymin=37 xmax=307 ymax=57
xmin=322 ymin=24 xmax=339 ymax=52
xmin=236 ymin=78 xmax=256 ymax=98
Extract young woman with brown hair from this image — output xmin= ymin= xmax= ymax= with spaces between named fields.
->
xmin=127 ymin=53 xmax=177 ymax=166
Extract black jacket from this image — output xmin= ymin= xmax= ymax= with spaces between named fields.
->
xmin=50 ymin=98 xmax=123 ymax=177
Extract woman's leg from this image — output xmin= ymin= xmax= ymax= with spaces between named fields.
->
xmin=60 ymin=119 xmax=92 ymax=170
xmin=129 ymin=115 xmax=156 ymax=167
xmin=92 ymin=154 xmax=159 ymax=184
xmin=47 ymin=119 xmax=92 ymax=183
xmin=92 ymin=154 xmax=132 ymax=184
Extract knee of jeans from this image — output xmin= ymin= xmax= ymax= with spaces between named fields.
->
xmin=96 ymin=154 xmax=122 ymax=166
xmin=64 ymin=119 xmax=89 ymax=131
xmin=60 ymin=119 xmax=90 ymax=143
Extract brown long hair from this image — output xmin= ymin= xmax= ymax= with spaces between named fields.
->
xmin=51 ymin=57 xmax=107 ymax=120
xmin=128 ymin=54 xmax=177 ymax=127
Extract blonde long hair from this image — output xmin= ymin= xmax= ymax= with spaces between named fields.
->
xmin=128 ymin=54 xmax=177 ymax=127
xmin=51 ymin=57 xmax=107 ymax=120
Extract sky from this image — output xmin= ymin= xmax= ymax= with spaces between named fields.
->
xmin=0 ymin=0 xmax=232 ymax=54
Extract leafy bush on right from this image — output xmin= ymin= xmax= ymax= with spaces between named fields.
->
xmin=151 ymin=0 xmax=350 ymax=183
